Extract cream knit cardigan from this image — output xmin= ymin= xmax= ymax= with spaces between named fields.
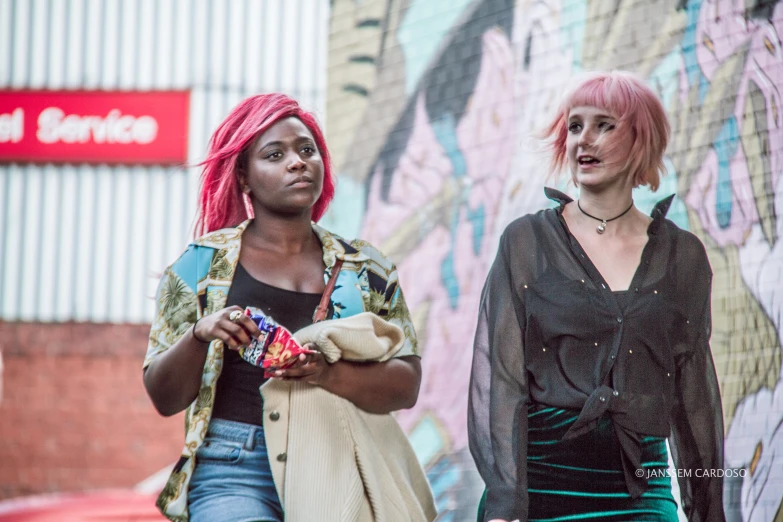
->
xmin=259 ymin=313 xmax=437 ymax=522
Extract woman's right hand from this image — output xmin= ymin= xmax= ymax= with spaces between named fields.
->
xmin=193 ymin=306 xmax=262 ymax=350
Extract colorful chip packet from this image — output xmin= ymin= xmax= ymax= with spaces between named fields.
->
xmin=238 ymin=307 xmax=315 ymax=378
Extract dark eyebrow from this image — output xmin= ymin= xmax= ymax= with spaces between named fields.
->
xmin=258 ymin=136 xmax=315 ymax=151
xmin=258 ymin=140 xmax=284 ymax=150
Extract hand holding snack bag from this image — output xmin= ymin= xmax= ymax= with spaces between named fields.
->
xmin=238 ymin=307 xmax=316 ymax=378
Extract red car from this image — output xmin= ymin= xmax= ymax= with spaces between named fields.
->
xmin=0 ymin=490 xmax=166 ymax=521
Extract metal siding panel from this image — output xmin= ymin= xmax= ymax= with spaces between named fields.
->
xmin=83 ymin=0 xmax=103 ymax=89
xmin=226 ymin=0 xmax=244 ymax=93
xmin=241 ymin=0 xmax=258 ymax=92
xmin=191 ymin=0 xmax=209 ymax=87
xmin=102 ymin=167 xmax=119 ymax=321
xmin=18 ymin=166 xmax=40 ymax=320
xmin=137 ymin=0 xmax=157 ymax=90
xmin=47 ymin=0 xmax=67 ymax=89
xmin=126 ymin=168 xmax=150 ymax=322
xmin=0 ymin=1 xmax=12 ymax=86
xmin=144 ymin=169 xmax=167 ymax=319
xmin=158 ymin=170 xmax=175 ymax=279
xmin=209 ymin=0 xmax=227 ymax=91
xmin=102 ymin=0 xmax=121 ymax=88
xmin=118 ymin=0 xmax=139 ymax=88
xmin=68 ymin=0 xmax=87 ymax=88
xmin=30 ymin=0 xmax=51 ymax=87
xmin=73 ymin=167 xmax=97 ymax=321
xmin=172 ymin=168 xmax=192 ymax=263
xmin=1 ymin=167 xmax=24 ymax=319
xmin=54 ymin=166 xmax=78 ymax=321
xmin=36 ymin=164 xmax=60 ymax=321
xmin=188 ymin=88 xmax=206 ymax=168
xmin=154 ymin=0 xmax=174 ymax=88
xmin=244 ymin=0 xmax=263 ymax=93
xmin=10 ymin=0 xmax=31 ymax=87
xmin=107 ymin=168 xmax=132 ymax=322
xmin=263 ymin=0 xmax=282 ymax=92
xmin=0 ymin=170 xmax=8 ymax=315
xmin=171 ymin=0 xmax=192 ymax=89
xmin=279 ymin=0 xmax=295 ymax=92
xmin=68 ymin=166 xmax=85 ymax=319
xmin=101 ymin=165 xmax=118 ymax=319
xmin=90 ymin=167 xmax=112 ymax=321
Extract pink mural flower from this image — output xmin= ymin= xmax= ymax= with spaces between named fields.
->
xmin=686 ymin=0 xmax=783 ymax=247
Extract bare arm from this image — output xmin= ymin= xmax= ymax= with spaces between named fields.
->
xmin=144 ymin=306 xmax=261 ymax=417
xmin=277 ymin=351 xmax=421 ymax=414
xmin=143 ymin=327 xmax=210 ymax=417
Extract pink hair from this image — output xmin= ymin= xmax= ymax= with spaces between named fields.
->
xmin=195 ymin=93 xmax=335 ymax=236
xmin=541 ymin=71 xmax=670 ymax=191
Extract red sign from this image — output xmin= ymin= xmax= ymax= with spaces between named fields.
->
xmin=0 ymin=90 xmax=190 ymax=165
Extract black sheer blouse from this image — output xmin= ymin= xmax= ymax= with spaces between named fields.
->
xmin=468 ymin=188 xmax=724 ymax=522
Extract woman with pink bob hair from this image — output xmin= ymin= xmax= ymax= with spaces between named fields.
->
xmin=143 ymin=94 xmax=429 ymax=521
xmin=469 ymin=72 xmax=725 ymax=521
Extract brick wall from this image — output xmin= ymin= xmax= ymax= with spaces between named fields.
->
xmin=0 ymin=323 xmax=182 ymax=499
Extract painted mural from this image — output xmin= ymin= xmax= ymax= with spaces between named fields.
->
xmin=325 ymin=0 xmax=783 ymax=520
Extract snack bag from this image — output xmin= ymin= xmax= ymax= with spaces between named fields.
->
xmin=238 ymin=307 xmax=313 ymax=378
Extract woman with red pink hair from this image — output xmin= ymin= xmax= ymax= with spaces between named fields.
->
xmin=469 ymin=71 xmax=725 ymax=522
xmin=142 ymin=94 xmax=431 ymax=522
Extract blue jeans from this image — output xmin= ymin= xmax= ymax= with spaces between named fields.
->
xmin=188 ymin=418 xmax=283 ymax=522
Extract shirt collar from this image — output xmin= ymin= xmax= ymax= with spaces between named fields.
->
xmin=194 ymin=219 xmax=369 ymax=267
xmin=544 ymin=187 xmax=675 ymax=226
xmin=311 ymin=221 xmax=369 ymax=266
xmin=192 ymin=219 xmax=250 ymax=249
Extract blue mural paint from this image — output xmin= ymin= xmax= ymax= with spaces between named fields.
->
xmin=633 ymin=158 xmax=690 ymax=231
xmin=319 ymin=176 xmax=365 ymax=240
xmin=432 ymin=114 xmax=468 ymax=309
xmin=649 ymin=48 xmax=683 ymax=109
xmin=409 ymin=415 xmax=446 ymax=466
xmin=681 ymin=0 xmax=705 ymax=92
xmin=397 ymin=0 xmax=475 ymax=94
xmin=714 ymin=116 xmax=739 ymax=229
xmin=680 ymin=0 xmax=710 ymax=102
xmin=561 ymin=0 xmax=587 ymax=68
xmin=440 ymin=253 xmax=460 ymax=309
xmin=427 ymin=456 xmax=462 ymax=521
xmin=467 ymin=204 xmax=485 ymax=255
xmin=431 ymin=114 xmax=467 ymax=179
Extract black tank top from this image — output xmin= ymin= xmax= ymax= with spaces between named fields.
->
xmin=211 ymin=263 xmax=323 ymax=426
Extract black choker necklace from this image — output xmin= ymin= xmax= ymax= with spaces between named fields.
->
xmin=577 ymin=200 xmax=634 ymax=234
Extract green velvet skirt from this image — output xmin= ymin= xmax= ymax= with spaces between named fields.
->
xmin=477 ymin=406 xmax=679 ymax=522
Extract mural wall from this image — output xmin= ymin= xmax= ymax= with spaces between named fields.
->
xmin=326 ymin=0 xmax=783 ymax=520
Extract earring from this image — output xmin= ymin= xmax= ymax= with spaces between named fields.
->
xmin=241 ymin=185 xmax=251 ymax=194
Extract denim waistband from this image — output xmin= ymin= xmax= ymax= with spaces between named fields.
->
xmin=206 ymin=418 xmax=266 ymax=450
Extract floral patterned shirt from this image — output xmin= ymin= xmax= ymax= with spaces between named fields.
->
xmin=144 ymin=220 xmax=419 ymax=521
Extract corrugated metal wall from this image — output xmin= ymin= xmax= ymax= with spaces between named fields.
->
xmin=0 ymin=0 xmax=329 ymax=323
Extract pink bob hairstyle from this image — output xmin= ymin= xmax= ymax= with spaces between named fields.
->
xmin=195 ymin=93 xmax=335 ymax=236
xmin=541 ymin=71 xmax=670 ymax=191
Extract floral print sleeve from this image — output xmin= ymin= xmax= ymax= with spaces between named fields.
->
xmin=144 ymin=245 xmax=212 ymax=369
xmin=382 ymin=264 xmax=419 ymax=358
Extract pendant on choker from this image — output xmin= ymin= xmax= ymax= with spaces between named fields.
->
xmin=578 ymin=200 xmax=634 ymax=235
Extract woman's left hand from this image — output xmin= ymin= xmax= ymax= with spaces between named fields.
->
xmin=272 ymin=344 xmax=331 ymax=385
